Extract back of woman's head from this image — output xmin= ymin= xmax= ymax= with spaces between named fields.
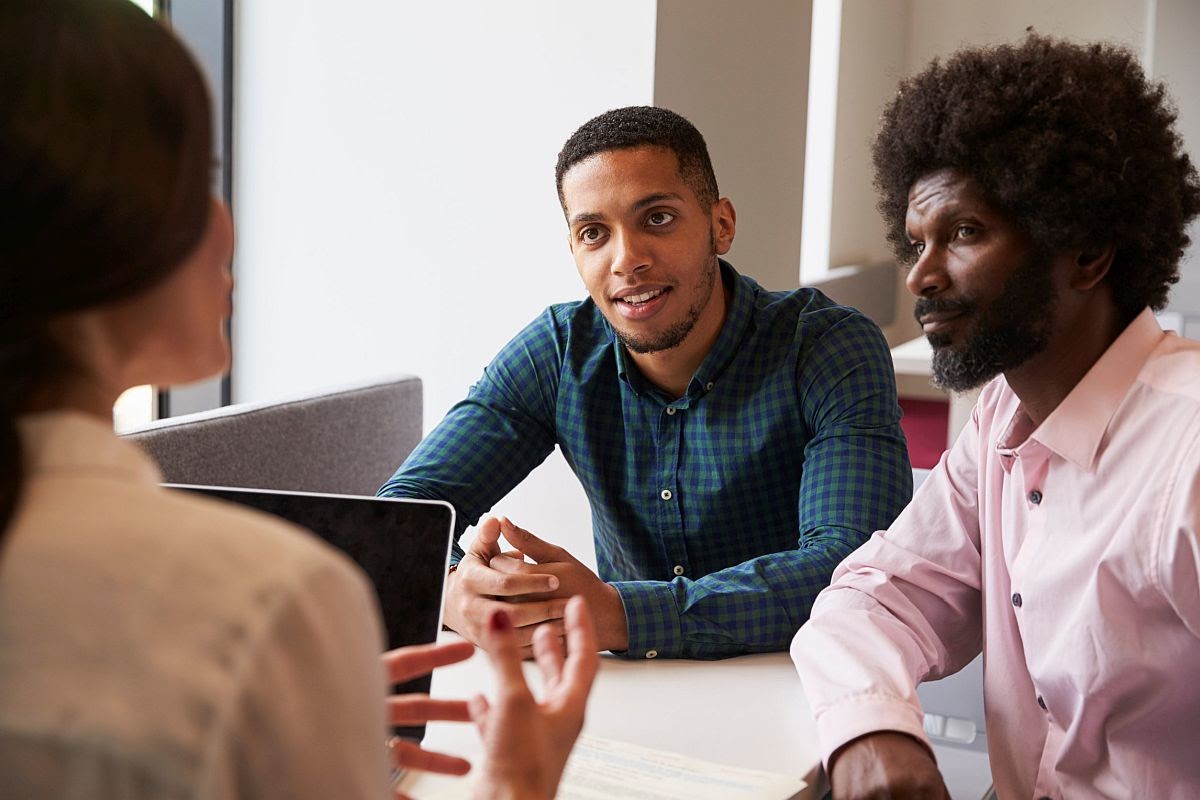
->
xmin=0 ymin=0 xmax=213 ymax=536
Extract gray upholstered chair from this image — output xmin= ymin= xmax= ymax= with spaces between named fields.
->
xmin=120 ymin=374 xmax=422 ymax=496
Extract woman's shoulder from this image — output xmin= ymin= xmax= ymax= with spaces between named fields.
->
xmin=2 ymin=483 xmax=384 ymax=797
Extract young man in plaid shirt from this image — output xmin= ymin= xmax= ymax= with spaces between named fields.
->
xmin=382 ymin=106 xmax=911 ymax=660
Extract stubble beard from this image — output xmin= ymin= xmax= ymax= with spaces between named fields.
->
xmin=616 ymin=246 xmax=719 ymax=355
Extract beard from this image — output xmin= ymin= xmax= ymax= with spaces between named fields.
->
xmin=615 ymin=244 xmax=719 ymax=355
xmin=919 ymin=248 xmax=1057 ymax=392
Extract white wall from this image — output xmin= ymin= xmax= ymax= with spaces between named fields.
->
xmin=234 ymin=1 xmax=657 ymax=562
xmin=1153 ymin=0 xmax=1200 ymax=317
xmin=654 ymin=0 xmax=812 ymax=291
xmin=905 ymin=0 xmax=1148 ymax=67
xmin=827 ymin=0 xmax=909 ymax=273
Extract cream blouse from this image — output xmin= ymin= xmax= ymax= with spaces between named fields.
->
xmin=0 ymin=411 xmax=390 ymax=798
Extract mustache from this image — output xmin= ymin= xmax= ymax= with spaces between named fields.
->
xmin=913 ymin=297 xmax=976 ymax=321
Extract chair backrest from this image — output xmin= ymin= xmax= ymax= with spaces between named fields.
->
xmin=805 ymin=261 xmax=896 ymax=328
xmin=121 ymin=374 xmax=422 ymax=497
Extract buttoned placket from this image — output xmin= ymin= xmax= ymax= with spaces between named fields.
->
xmin=656 ymin=398 xmax=689 ymax=582
xmin=1005 ymin=438 xmax=1061 ymax=799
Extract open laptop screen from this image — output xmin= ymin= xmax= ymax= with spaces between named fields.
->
xmin=169 ymin=485 xmax=454 ymax=738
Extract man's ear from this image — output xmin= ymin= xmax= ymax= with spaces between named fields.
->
xmin=712 ymin=198 xmax=737 ymax=256
xmin=1071 ymin=245 xmax=1115 ymax=292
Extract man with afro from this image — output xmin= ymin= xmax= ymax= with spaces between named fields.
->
xmin=792 ymin=34 xmax=1200 ymax=799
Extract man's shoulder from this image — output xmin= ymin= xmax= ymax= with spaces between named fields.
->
xmin=1141 ymin=333 xmax=1200 ymax=402
xmin=535 ymin=297 xmax=613 ymax=353
xmin=746 ymin=281 xmax=884 ymax=348
xmin=544 ymin=296 xmax=603 ymax=328
xmin=487 ymin=298 xmax=613 ymax=384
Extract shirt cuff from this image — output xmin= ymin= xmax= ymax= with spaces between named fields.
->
xmin=810 ymin=691 xmax=931 ymax=769
xmin=609 ymin=580 xmax=683 ymax=659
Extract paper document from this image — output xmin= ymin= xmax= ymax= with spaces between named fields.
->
xmin=410 ymin=734 xmax=806 ymax=800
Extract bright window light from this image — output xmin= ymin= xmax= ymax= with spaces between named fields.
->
xmin=799 ymin=0 xmax=842 ymax=284
xmin=114 ymin=385 xmax=156 ymax=433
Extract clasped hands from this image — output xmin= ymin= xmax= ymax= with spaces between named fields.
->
xmin=444 ymin=516 xmax=630 ymax=655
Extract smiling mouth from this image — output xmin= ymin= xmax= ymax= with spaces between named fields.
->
xmin=619 ymin=288 xmax=666 ymax=306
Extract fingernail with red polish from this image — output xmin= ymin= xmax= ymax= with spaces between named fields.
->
xmin=490 ymin=610 xmax=512 ymax=632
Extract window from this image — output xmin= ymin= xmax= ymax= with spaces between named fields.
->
xmin=114 ymin=0 xmax=233 ymax=431
xmin=113 ymin=0 xmax=161 ymax=432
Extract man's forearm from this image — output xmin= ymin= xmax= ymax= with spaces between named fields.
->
xmin=611 ymin=530 xmax=860 ymax=659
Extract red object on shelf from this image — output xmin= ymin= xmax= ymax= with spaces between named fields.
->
xmin=899 ymin=397 xmax=950 ymax=469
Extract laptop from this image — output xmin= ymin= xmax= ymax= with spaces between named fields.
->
xmin=169 ymin=485 xmax=455 ymax=739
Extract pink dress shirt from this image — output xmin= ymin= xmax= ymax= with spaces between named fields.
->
xmin=792 ymin=309 xmax=1200 ymax=799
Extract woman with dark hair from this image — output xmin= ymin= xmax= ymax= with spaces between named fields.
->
xmin=0 ymin=2 xmax=594 ymax=798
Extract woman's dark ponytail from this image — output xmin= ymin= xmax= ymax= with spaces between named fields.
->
xmin=0 ymin=323 xmax=63 ymax=536
xmin=0 ymin=0 xmax=212 ymax=540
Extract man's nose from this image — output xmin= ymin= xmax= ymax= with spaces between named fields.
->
xmin=610 ymin=229 xmax=651 ymax=276
xmin=905 ymin=246 xmax=948 ymax=298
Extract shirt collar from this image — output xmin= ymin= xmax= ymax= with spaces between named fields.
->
xmin=1015 ymin=308 xmax=1164 ymax=470
xmin=19 ymin=410 xmax=163 ymax=485
xmin=615 ymin=259 xmax=753 ymax=400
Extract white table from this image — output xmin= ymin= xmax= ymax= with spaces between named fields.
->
xmin=399 ymin=633 xmax=823 ymax=799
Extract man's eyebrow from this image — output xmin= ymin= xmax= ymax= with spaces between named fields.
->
xmin=568 ymin=192 xmax=684 ymax=226
xmin=568 ymin=211 xmax=604 ymax=226
xmin=632 ymin=192 xmax=683 ymax=211
xmin=906 ymin=203 xmax=972 ymax=238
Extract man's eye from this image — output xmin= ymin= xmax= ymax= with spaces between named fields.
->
xmin=646 ymin=211 xmax=675 ymax=227
xmin=955 ymin=225 xmax=977 ymax=239
xmin=579 ymin=226 xmax=605 ymax=243
xmin=911 ymin=241 xmax=925 ymax=256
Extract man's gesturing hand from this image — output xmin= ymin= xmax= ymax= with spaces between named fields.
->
xmin=470 ymin=596 xmax=599 ymax=800
xmin=442 ymin=517 xmax=567 ymax=651
xmin=489 ymin=517 xmax=629 ymax=653
xmin=828 ymin=731 xmax=950 ymax=800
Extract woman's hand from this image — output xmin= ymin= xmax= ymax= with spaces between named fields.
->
xmin=382 ymin=639 xmax=475 ymax=792
xmin=470 ymin=595 xmax=598 ymax=800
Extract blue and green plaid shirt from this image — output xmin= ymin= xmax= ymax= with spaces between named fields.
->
xmin=380 ymin=261 xmax=911 ymax=659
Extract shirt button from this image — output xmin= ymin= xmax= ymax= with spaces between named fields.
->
xmin=1037 ymin=695 xmax=1047 ymax=710
xmin=673 ymin=565 xmax=684 ymax=576
xmin=666 ymin=407 xmax=677 ymax=416
xmin=1012 ymin=593 xmax=1023 ymax=608
xmin=704 ymin=381 xmax=714 ymax=391
xmin=1029 ymin=490 xmax=1043 ymax=505
xmin=645 ymin=650 xmax=658 ymax=659
xmin=660 ymin=489 xmax=673 ymax=501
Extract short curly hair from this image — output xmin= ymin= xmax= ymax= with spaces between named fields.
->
xmin=873 ymin=34 xmax=1200 ymax=321
xmin=555 ymin=106 xmax=719 ymax=212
